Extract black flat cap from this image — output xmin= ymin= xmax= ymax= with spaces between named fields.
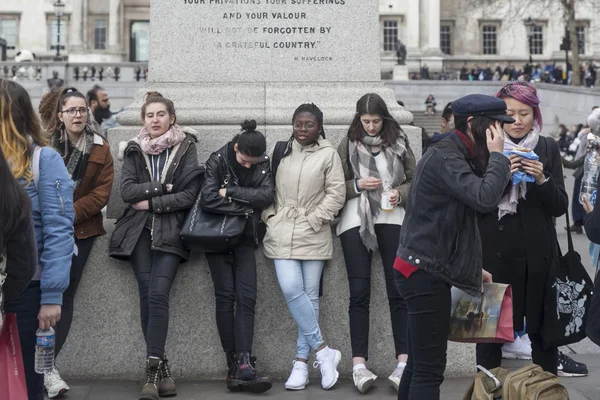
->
xmin=452 ymin=94 xmax=515 ymax=123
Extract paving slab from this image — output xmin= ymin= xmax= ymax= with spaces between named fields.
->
xmin=50 ymin=354 xmax=600 ymax=400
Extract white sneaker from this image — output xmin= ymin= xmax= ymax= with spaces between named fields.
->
xmin=388 ymin=363 xmax=405 ymax=391
xmin=313 ymin=347 xmax=341 ymax=390
xmin=502 ymin=337 xmax=532 ymax=360
xmin=353 ymin=367 xmax=377 ymax=394
xmin=44 ymin=367 xmax=70 ymax=398
xmin=285 ymin=360 xmax=309 ymax=390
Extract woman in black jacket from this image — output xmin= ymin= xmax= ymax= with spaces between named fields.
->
xmin=1 ymin=149 xmax=36 ymax=315
xmin=200 ymin=120 xmax=275 ymax=394
xmin=109 ymin=92 xmax=203 ymax=400
xmin=394 ymin=94 xmax=512 ymax=400
xmin=476 ymin=82 xmax=575 ymax=376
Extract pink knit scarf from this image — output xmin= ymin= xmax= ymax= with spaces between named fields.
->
xmin=138 ymin=124 xmax=185 ymax=155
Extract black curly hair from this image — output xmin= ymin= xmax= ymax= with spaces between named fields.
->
xmin=292 ymin=103 xmax=326 ymax=139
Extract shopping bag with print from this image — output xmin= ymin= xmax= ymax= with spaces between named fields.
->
xmin=449 ymin=283 xmax=514 ymax=344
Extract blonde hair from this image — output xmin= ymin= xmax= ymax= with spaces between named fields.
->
xmin=0 ymin=79 xmax=48 ymax=181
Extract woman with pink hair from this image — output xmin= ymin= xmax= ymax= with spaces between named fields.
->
xmin=476 ymin=82 xmax=587 ymax=376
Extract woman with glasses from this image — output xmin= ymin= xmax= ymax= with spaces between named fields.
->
xmin=262 ymin=104 xmax=346 ymax=391
xmin=200 ymin=120 xmax=275 ymax=393
xmin=41 ymin=87 xmax=114 ymax=398
xmin=1 ymin=79 xmax=74 ymax=400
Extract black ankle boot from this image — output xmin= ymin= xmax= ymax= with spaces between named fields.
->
xmin=226 ymin=351 xmax=237 ymax=381
xmin=139 ymin=357 xmax=161 ymax=400
xmin=226 ymin=351 xmax=272 ymax=393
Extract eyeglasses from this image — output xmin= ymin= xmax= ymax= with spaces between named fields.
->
xmin=61 ymin=107 xmax=88 ymax=117
xmin=293 ymin=122 xmax=316 ymax=130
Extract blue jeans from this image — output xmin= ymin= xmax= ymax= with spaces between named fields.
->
xmin=4 ymin=282 xmax=44 ymax=400
xmin=589 ymin=242 xmax=600 ymax=275
xmin=274 ymin=260 xmax=325 ymax=360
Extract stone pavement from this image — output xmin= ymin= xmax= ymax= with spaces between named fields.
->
xmin=48 ymin=354 xmax=600 ymax=399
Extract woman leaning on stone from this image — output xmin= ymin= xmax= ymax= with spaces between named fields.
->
xmin=40 ymin=87 xmax=114 ymax=399
xmin=200 ymin=120 xmax=275 ymax=394
xmin=109 ymin=92 xmax=203 ymax=400
xmin=262 ymin=103 xmax=346 ymax=391
xmin=336 ymin=93 xmax=416 ymax=394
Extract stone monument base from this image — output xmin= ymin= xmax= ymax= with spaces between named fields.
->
xmin=393 ymin=65 xmax=410 ymax=81
xmin=55 ymin=221 xmax=476 ymax=381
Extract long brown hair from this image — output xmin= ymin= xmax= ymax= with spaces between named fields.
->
xmin=38 ymin=87 xmax=63 ymax=131
xmin=0 ymin=79 xmax=47 ymax=181
xmin=347 ymin=93 xmax=402 ymax=147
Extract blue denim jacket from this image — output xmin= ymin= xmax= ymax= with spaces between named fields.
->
xmin=20 ymin=147 xmax=74 ymax=305
xmin=397 ymin=133 xmax=511 ymax=296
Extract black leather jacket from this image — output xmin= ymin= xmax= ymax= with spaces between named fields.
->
xmin=200 ymin=143 xmax=275 ymax=246
xmin=396 ymin=132 xmax=511 ymax=296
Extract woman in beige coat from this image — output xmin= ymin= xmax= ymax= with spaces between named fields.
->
xmin=262 ymin=103 xmax=346 ymax=391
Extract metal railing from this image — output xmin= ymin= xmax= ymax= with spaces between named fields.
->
xmin=0 ymin=62 xmax=149 ymax=85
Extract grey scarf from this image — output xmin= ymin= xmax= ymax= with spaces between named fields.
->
xmin=349 ymin=134 xmax=407 ymax=250
xmin=497 ymin=129 xmax=541 ymax=220
xmin=53 ymin=125 xmax=95 ymax=192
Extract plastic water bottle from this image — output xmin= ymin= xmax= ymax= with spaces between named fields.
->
xmin=580 ymin=134 xmax=600 ymax=205
xmin=34 ymin=328 xmax=55 ymax=374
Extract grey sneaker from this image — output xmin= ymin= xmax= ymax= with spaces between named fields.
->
xmin=44 ymin=367 xmax=70 ymax=398
xmin=388 ymin=364 xmax=405 ymax=391
xmin=352 ymin=367 xmax=377 ymax=394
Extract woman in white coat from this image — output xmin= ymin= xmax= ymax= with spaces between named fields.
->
xmin=262 ymin=103 xmax=346 ymax=391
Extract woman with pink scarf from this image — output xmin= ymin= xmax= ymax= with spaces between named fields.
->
xmin=476 ymin=82 xmax=587 ymax=377
xmin=109 ymin=92 xmax=204 ymax=400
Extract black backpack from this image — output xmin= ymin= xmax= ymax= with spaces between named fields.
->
xmin=271 ymin=141 xmax=290 ymax=181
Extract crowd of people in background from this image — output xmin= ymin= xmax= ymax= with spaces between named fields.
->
xmin=408 ymin=60 xmax=598 ymax=87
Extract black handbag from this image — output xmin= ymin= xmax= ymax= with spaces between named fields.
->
xmin=586 ymin=270 xmax=600 ymax=346
xmin=540 ymin=211 xmax=594 ymax=348
xmin=179 ymin=177 xmax=247 ymax=253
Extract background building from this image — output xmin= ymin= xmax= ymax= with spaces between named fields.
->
xmin=1 ymin=0 xmax=598 ymax=74
xmin=0 ymin=0 xmax=149 ymax=63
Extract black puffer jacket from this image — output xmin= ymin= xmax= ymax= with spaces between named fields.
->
xmin=200 ymin=143 xmax=275 ymax=247
xmin=109 ymin=133 xmax=203 ymax=261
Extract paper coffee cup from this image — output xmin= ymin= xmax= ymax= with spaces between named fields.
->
xmin=381 ymin=192 xmax=394 ymax=211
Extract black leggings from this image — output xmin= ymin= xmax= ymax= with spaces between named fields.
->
xmin=340 ymin=224 xmax=408 ymax=359
xmin=205 ymin=244 xmax=257 ymax=354
xmin=55 ymin=236 xmax=96 ymax=356
xmin=130 ymin=229 xmax=180 ymax=358
xmin=395 ymin=269 xmax=451 ymax=400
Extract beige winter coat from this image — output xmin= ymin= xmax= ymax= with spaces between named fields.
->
xmin=262 ymin=138 xmax=346 ymax=260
